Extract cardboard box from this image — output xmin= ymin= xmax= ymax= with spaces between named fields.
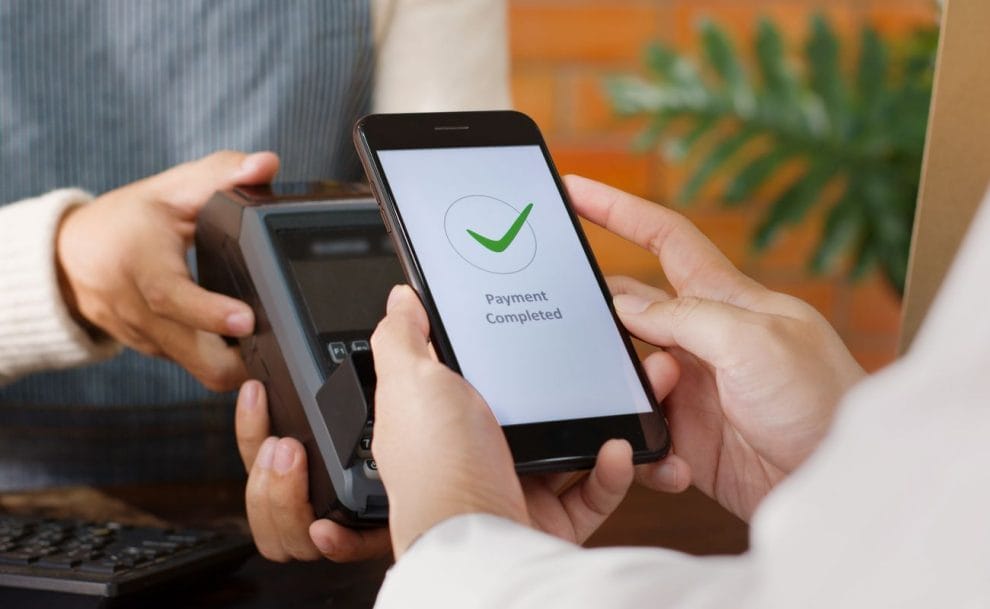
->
xmin=901 ymin=0 xmax=990 ymax=352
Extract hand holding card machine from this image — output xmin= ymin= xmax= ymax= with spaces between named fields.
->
xmin=195 ymin=182 xmax=403 ymax=526
xmin=354 ymin=111 xmax=671 ymax=473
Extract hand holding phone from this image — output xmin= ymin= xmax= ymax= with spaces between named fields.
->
xmin=354 ymin=111 xmax=670 ymax=471
xmin=371 ymin=284 xmax=646 ymax=558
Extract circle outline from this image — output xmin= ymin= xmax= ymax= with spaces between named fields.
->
xmin=443 ymin=195 xmax=538 ymax=275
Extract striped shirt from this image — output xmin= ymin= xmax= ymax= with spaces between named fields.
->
xmin=0 ymin=0 xmax=373 ymax=486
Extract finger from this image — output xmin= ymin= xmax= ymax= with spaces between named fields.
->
xmin=228 ymin=151 xmax=280 ymax=185
xmin=309 ymin=520 xmax=392 ymax=562
xmin=139 ymin=272 xmax=254 ymax=337
xmin=606 ymin=275 xmax=672 ymax=302
xmin=370 ymin=285 xmax=432 ymax=378
xmin=542 ymin=470 xmax=585 ymax=496
xmin=235 ymin=380 xmax=269 ymax=471
xmin=635 ymin=454 xmax=692 ymax=494
xmin=564 ymin=174 xmax=759 ymax=303
xmin=613 ymin=295 xmax=765 ymax=368
xmin=142 ymin=317 xmax=247 ymax=391
xmin=246 ymin=437 xmax=288 ymax=561
xmin=268 ymin=438 xmax=323 ymax=561
xmin=557 ymin=439 xmax=635 ymax=543
xmin=154 ymin=150 xmax=281 ymax=217
xmin=641 ymin=350 xmax=680 ymax=401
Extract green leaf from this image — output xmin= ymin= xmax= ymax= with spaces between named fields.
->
xmin=612 ymin=13 xmax=936 ymax=294
xmin=724 ymin=147 xmax=790 ymax=205
xmin=645 ymin=43 xmax=705 ymax=91
xmin=700 ymin=20 xmax=753 ymax=111
xmin=664 ymin=115 xmax=718 ymax=160
xmin=856 ymin=26 xmax=888 ymax=119
xmin=754 ymin=159 xmax=839 ymax=249
xmin=678 ymin=127 xmax=756 ymax=204
xmin=645 ymin=44 xmax=680 ymax=79
xmin=850 ymin=231 xmax=878 ymax=280
xmin=806 ymin=14 xmax=849 ymax=138
xmin=810 ymin=188 xmax=864 ymax=273
xmin=755 ymin=19 xmax=800 ymax=104
xmin=632 ymin=113 xmax=676 ymax=152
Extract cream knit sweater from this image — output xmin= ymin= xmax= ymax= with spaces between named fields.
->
xmin=0 ymin=191 xmax=120 ymax=384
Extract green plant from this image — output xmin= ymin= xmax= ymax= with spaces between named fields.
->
xmin=607 ymin=15 xmax=938 ymax=295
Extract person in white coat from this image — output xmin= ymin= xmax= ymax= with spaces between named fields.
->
xmin=239 ymin=174 xmax=990 ymax=607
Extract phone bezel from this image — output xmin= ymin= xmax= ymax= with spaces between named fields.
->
xmin=354 ymin=111 xmax=670 ymax=470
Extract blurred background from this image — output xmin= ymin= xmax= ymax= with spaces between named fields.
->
xmin=508 ymin=0 xmax=940 ymax=374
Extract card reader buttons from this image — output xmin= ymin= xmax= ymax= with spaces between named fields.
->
xmin=363 ymin=459 xmax=380 ymax=480
xmin=358 ymin=435 xmax=373 ymax=457
xmin=350 ymin=340 xmax=370 ymax=353
xmin=328 ymin=342 xmax=348 ymax=364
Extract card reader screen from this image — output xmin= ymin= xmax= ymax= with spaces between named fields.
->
xmin=276 ymin=227 xmax=405 ymax=336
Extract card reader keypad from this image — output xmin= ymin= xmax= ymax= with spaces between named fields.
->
xmin=325 ymin=337 xmax=378 ymax=481
xmin=327 ymin=342 xmax=349 ymax=364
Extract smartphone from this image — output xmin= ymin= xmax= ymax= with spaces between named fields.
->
xmin=353 ymin=111 xmax=670 ymax=472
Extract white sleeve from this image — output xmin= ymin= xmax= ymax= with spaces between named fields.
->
xmin=376 ymin=513 xmax=751 ymax=609
xmin=376 ymin=194 xmax=990 ymax=609
xmin=372 ymin=0 xmax=510 ymax=113
xmin=0 ymin=190 xmax=120 ymax=385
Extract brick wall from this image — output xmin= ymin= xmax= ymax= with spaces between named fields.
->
xmin=509 ymin=0 xmax=939 ymax=372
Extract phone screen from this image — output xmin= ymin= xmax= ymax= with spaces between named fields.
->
xmin=376 ymin=145 xmax=654 ymax=426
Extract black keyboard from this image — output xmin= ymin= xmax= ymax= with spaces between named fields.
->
xmin=0 ymin=514 xmax=253 ymax=597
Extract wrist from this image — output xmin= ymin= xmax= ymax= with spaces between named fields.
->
xmin=54 ymin=205 xmax=104 ymax=340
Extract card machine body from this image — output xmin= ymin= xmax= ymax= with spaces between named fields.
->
xmin=195 ymin=182 xmax=401 ymax=526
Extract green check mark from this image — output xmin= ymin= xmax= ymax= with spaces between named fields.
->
xmin=466 ymin=203 xmax=534 ymax=253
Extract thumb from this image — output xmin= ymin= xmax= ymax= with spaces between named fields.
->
xmin=228 ymin=151 xmax=280 ymax=185
xmin=614 ymin=294 xmax=764 ymax=368
xmin=153 ymin=150 xmax=280 ymax=216
xmin=370 ymin=285 xmax=433 ymax=379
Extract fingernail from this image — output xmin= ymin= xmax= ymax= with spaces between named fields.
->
xmin=652 ymin=461 xmax=680 ymax=489
xmin=226 ymin=311 xmax=253 ymax=335
xmin=240 ymin=381 xmax=258 ymax=410
xmin=273 ymin=440 xmax=296 ymax=474
xmin=256 ymin=437 xmax=277 ymax=470
xmin=613 ymin=294 xmax=651 ymax=314
xmin=312 ymin=533 xmax=334 ymax=556
xmin=386 ymin=285 xmax=406 ymax=312
xmin=232 ymin=152 xmax=267 ymax=182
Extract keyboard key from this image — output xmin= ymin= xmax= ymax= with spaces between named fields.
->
xmin=79 ymin=560 xmax=126 ymax=574
xmin=0 ymin=551 xmax=40 ymax=565
xmin=35 ymin=554 xmax=83 ymax=569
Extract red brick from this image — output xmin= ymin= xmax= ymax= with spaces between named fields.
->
xmin=510 ymin=5 xmax=665 ymax=64
xmin=568 ymin=73 xmax=648 ymax=135
xmin=673 ymin=3 xmax=858 ymax=53
xmin=551 ymin=144 xmax=657 ymax=198
xmin=849 ymin=273 xmax=903 ymax=336
xmin=756 ymin=215 xmax=820 ymax=273
xmin=688 ymin=210 xmax=754 ymax=269
xmin=851 ymin=344 xmax=899 ymax=373
xmin=865 ymin=3 xmax=939 ymax=37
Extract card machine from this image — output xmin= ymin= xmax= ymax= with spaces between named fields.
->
xmin=195 ymin=181 xmax=403 ymax=526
